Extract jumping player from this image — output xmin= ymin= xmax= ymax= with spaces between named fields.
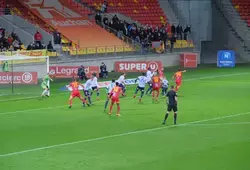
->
xmin=151 ymin=72 xmax=161 ymax=102
xmin=83 ymin=78 xmax=93 ymax=105
xmin=109 ymin=82 xmax=122 ymax=116
xmin=133 ymin=73 xmax=147 ymax=103
xmin=145 ymin=67 xmax=153 ymax=95
xmin=161 ymin=77 xmax=169 ymax=96
xmin=68 ymin=78 xmax=88 ymax=108
xmin=117 ymin=73 xmax=126 ymax=96
xmin=172 ymin=69 xmax=186 ymax=92
xmin=104 ymin=79 xmax=116 ymax=111
xmin=90 ymin=73 xmax=100 ymax=100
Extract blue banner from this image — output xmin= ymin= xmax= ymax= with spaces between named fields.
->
xmin=217 ymin=50 xmax=235 ymax=67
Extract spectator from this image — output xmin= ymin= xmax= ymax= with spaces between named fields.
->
xmin=171 ymin=24 xmax=176 ymax=35
xmin=77 ymin=65 xmax=86 ymax=81
xmin=170 ymin=34 xmax=177 ymax=53
xmin=184 ymin=25 xmax=191 ymax=40
xmin=101 ymin=3 xmax=107 ymax=13
xmin=34 ymin=31 xmax=43 ymax=48
xmin=176 ymin=24 xmax=183 ymax=40
xmin=4 ymin=5 xmax=11 ymax=15
xmin=27 ymin=42 xmax=35 ymax=50
xmin=47 ymin=41 xmax=54 ymax=52
xmin=12 ymin=39 xmax=21 ymax=51
xmin=99 ymin=62 xmax=108 ymax=78
xmin=53 ymin=30 xmax=61 ymax=44
xmin=0 ymin=26 xmax=5 ymax=39
xmin=95 ymin=13 xmax=102 ymax=25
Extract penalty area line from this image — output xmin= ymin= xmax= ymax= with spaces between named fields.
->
xmin=0 ymin=111 xmax=249 ymax=157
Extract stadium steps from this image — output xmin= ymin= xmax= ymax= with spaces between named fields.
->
xmin=1 ymin=15 xmax=53 ymax=46
xmin=158 ymin=0 xmax=178 ymax=25
xmin=213 ymin=2 xmax=249 ymax=62
xmin=213 ymin=0 xmax=250 ymax=50
xmin=0 ymin=15 xmax=34 ymax=47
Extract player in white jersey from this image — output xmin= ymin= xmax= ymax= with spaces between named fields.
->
xmin=83 ymin=78 xmax=93 ymax=105
xmin=104 ymin=79 xmax=116 ymax=111
xmin=133 ymin=73 xmax=148 ymax=103
xmin=161 ymin=77 xmax=169 ymax=96
xmin=90 ymin=73 xmax=100 ymax=100
xmin=146 ymin=67 xmax=154 ymax=95
xmin=117 ymin=73 xmax=126 ymax=95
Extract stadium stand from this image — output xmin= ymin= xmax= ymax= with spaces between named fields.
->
xmin=7 ymin=0 xmax=130 ymax=54
xmin=2 ymin=0 xmax=194 ymax=56
xmin=85 ymin=0 xmax=167 ymax=26
xmin=232 ymin=0 xmax=250 ymax=27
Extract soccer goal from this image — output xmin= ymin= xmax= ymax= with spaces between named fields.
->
xmin=0 ymin=54 xmax=49 ymax=99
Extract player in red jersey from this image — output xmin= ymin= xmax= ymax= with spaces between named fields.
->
xmin=151 ymin=72 xmax=161 ymax=102
xmin=109 ymin=82 xmax=122 ymax=116
xmin=68 ymin=78 xmax=88 ymax=108
xmin=172 ymin=69 xmax=186 ymax=92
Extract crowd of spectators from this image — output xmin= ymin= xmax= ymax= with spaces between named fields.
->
xmin=27 ymin=31 xmax=56 ymax=52
xmin=95 ymin=14 xmax=191 ymax=52
xmin=0 ymin=26 xmax=24 ymax=52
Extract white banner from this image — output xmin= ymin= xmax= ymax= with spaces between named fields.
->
xmin=66 ymin=78 xmax=137 ymax=91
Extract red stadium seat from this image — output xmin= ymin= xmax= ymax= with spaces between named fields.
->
xmin=233 ymin=0 xmax=250 ymax=26
xmin=86 ymin=0 xmax=168 ymax=27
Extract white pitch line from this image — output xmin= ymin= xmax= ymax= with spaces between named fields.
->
xmin=0 ymin=93 xmax=69 ymax=102
xmin=183 ymin=122 xmax=250 ymax=127
xmin=0 ymin=72 xmax=249 ymax=116
xmin=0 ymin=111 xmax=249 ymax=157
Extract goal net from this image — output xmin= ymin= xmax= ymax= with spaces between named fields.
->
xmin=0 ymin=54 xmax=49 ymax=100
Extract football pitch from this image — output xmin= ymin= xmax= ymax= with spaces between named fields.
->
xmin=0 ymin=65 xmax=250 ymax=170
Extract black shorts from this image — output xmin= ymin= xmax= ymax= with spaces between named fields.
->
xmin=147 ymin=82 xmax=152 ymax=87
xmin=137 ymin=86 xmax=145 ymax=92
xmin=84 ymin=90 xmax=90 ymax=96
xmin=92 ymin=86 xmax=98 ymax=90
xmin=167 ymin=104 xmax=178 ymax=112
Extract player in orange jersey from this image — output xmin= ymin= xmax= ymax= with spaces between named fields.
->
xmin=68 ymin=77 xmax=88 ymax=108
xmin=109 ymin=82 xmax=122 ymax=116
xmin=151 ymin=72 xmax=161 ymax=102
xmin=172 ymin=69 xmax=186 ymax=92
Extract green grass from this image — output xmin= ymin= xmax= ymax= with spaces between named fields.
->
xmin=0 ymin=65 xmax=250 ymax=170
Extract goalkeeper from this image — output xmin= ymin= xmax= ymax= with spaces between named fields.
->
xmin=41 ymin=73 xmax=53 ymax=97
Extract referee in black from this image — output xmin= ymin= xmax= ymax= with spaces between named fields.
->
xmin=162 ymin=85 xmax=178 ymax=125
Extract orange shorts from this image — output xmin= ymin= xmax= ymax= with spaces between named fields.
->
xmin=111 ymin=97 xmax=120 ymax=104
xmin=71 ymin=91 xmax=81 ymax=98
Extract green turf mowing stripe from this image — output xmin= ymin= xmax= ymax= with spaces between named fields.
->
xmin=0 ymin=111 xmax=249 ymax=157
xmin=0 ymin=72 xmax=249 ymax=116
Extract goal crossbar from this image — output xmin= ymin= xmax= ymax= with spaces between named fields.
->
xmin=0 ymin=55 xmax=49 ymax=61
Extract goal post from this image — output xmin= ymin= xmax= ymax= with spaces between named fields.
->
xmin=0 ymin=54 xmax=49 ymax=98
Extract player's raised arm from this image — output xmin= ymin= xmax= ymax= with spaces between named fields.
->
xmin=49 ymin=76 xmax=53 ymax=81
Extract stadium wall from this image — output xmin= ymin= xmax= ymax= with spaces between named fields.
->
xmin=52 ymin=53 xmax=201 ymax=71
xmin=10 ymin=53 xmax=200 ymax=79
xmin=169 ymin=0 xmax=212 ymax=50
